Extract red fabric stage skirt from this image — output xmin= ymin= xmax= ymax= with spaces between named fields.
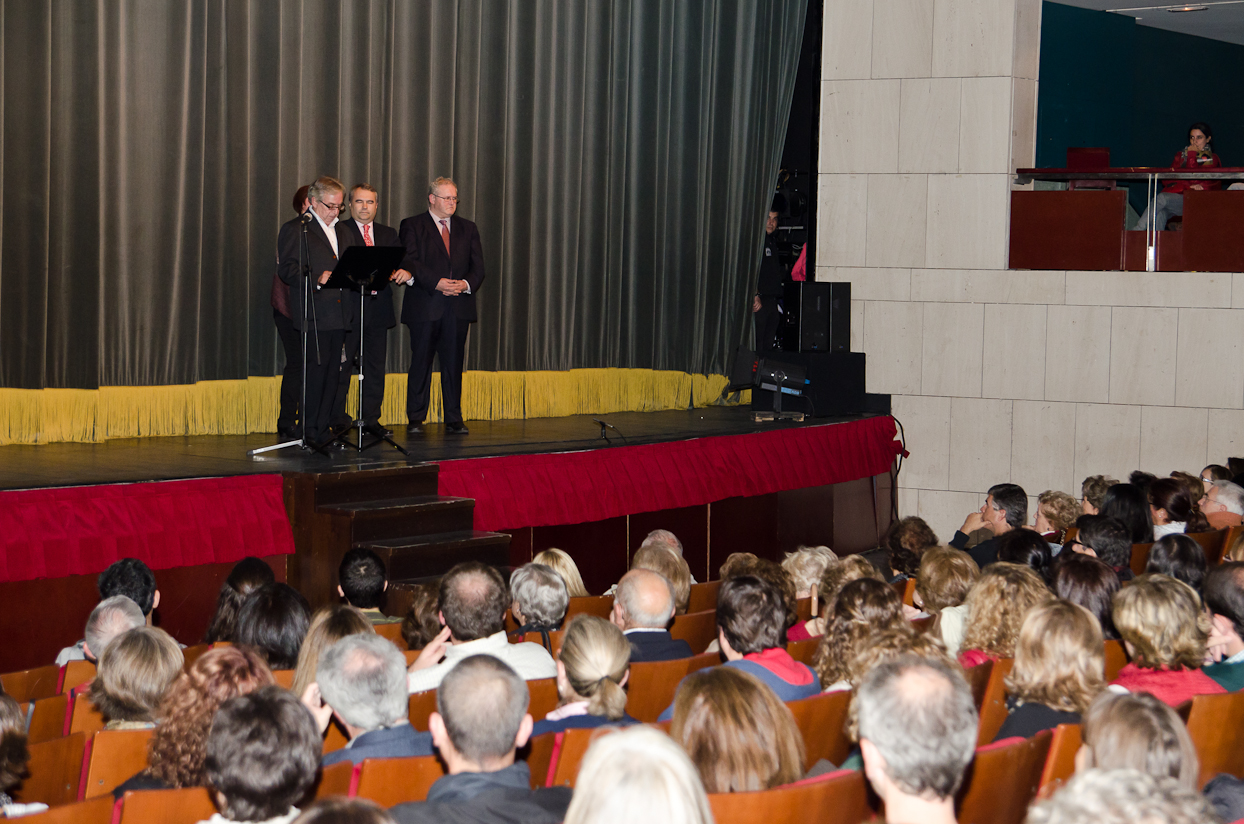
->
xmin=438 ymin=415 xmax=903 ymax=532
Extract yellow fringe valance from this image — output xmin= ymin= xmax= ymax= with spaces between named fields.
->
xmin=0 ymin=370 xmax=748 ymax=445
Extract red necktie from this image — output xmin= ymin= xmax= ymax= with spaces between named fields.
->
xmin=440 ymin=220 xmax=450 ymax=254
xmin=362 ymin=224 xmax=373 ymax=246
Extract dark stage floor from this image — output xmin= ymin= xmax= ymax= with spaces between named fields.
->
xmin=0 ymin=407 xmax=885 ymax=491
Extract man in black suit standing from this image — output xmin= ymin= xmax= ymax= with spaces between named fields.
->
xmin=277 ymin=176 xmax=355 ymax=447
xmin=332 ymin=184 xmax=410 ymax=437
xmin=393 ymin=177 xmax=485 ymax=435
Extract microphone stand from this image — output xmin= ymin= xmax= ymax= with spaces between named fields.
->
xmin=337 ymin=270 xmax=408 ymax=456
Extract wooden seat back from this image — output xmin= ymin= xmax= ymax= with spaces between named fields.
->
xmin=963 ymin=660 xmax=995 ymax=712
xmin=27 ymin=693 xmax=70 ymax=744
xmin=16 ymin=796 xmax=113 ymax=824
xmin=708 ymin=769 xmax=871 ymax=824
xmin=11 ymin=732 xmax=87 ymax=807
xmin=1187 ymin=529 xmax=1229 ymax=566
xmin=524 ymin=731 xmax=559 ymax=788
xmin=1102 ymin=639 xmax=1129 ymax=681
xmin=688 ymin=580 xmax=722 ymax=613
xmin=521 ymin=630 xmax=565 ymax=657
xmin=68 ymin=691 xmax=105 ymax=737
xmin=116 ymin=787 xmax=216 ymax=824
xmin=60 ymin=660 xmax=96 ymax=694
xmin=1038 ymin=724 xmax=1082 ymax=798
xmin=83 ymin=728 xmax=155 ymax=799
xmin=626 ymin=658 xmax=693 ymax=723
xmin=686 ymin=651 xmax=721 ymax=674
xmin=323 ymin=720 xmax=350 ymax=754
xmin=1 ymin=663 xmax=60 ymax=703
xmin=315 ymin=760 xmax=357 ymax=799
xmin=1063 ymin=527 xmax=1078 ymax=543
xmin=180 ymin=644 xmax=211 ymax=669
xmin=527 ymin=677 xmax=560 ymax=723
xmin=564 ymin=595 xmax=614 ymax=621
xmin=548 ymin=727 xmax=601 ymax=788
xmin=271 ymin=669 xmax=296 ymax=690
xmin=1130 ymin=541 xmax=1155 ymax=576
xmin=786 ymin=690 xmax=853 ymax=769
xmin=404 ymin=649 xmax=420 ymax=666
xmin=957 ymin=731 xmax=1054 ymax=824
xmin=911 ymin=614 xmax=935 ymax=634
xmin=795 ymin=597 xmax=814 ymax=622
xmin=902 ymin=578 xmax=917 ymax=606
xmin=976 ymin=658 xmax=1015 ymax=746
xmin=355 ymin=755 xmax=447 ymax=806
xmin=373 ymin=622 xmax=407 ymax=650
xmin=408 ymin=690 xmax=438 ymax=731
xmin=669 ymin=610 xmax=717 ymax=655
xmin=1185 ymin=691 xmax=1244 ymax=789
xmin=786 ymin=639 xmax=819 ymax=666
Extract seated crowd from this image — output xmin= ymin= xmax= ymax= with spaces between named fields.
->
xmin=3 ymin=473 xmax=1244 ymax=824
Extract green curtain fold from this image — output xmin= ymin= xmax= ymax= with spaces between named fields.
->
xmin=0 ymin=0 xmax=806 ymax=390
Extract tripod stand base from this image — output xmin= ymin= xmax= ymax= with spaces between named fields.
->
xmin=335 ymin=421 xmax=409 ymax=456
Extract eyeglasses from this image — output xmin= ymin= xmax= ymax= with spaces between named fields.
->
xmin=317 ymin=198 xmax=344 ymax=211
xmin=432 ymin=194 xmax=459 ymax=203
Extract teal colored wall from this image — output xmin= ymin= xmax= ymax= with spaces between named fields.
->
xmin=1036 ymin=2 xmax=1244 ymax=207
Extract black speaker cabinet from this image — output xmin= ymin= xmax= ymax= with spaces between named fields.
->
xmin=779 ymin=282 xmax=850 ymax=353
xmin=750 ymin=352 xmax=887 ymax=417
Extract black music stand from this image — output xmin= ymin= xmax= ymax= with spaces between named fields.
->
xmin=323 ymin=245 xmax=408 ymax=456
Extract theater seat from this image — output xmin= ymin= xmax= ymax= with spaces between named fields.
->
xmin=14 ymin=796 xmax=113 ymax=824
xmin=1103 ymin=640 xmax=1129 ymax=682
xmin=116 ymin=787 xmax=216 ymax=824
xmin=59 ymin=660 xmax=96 ymax=695
xmin=82 ymin=728 xmax=154 ymax=799
xmin=315 ymin=760 xmax=357 ymax=799
xmin=786 ymin=639 xmax=818 ymax=666
xmin=708 ymin=768 xmax=871 ymax=824
xmin=520 ymin=630 xmax=565 ymax=657
xmin=1130 ymin=542 xmax=1154 ymax=576
xmin=408 ymin=690 xmax=438 ymax=732
xmin=27 ymin=693 xmax=70 ymax=744
xmin=669 ymin=610 xmax=717 ymax=655
xmin=373 ymin=621 xmax=407 ymax=650
xmin=976 ymin=658 xmax=1015 ymax=746
xmin=688 ymin=580 xmax=722 ymax=613
xmin=525 ymin=731 xmax=559 ymax=789
xmin=627 ymin=658 xmax=695 ymax=723
xmin=1184 ymin=691 xmax=1244 ymax=789
xmin=957 ymin=731 xmax=1053 ymax=824
xmin=786 ymin=690 xmax=852 ymax=769
xmin=66 ymin=690 xmax=105 ymax=738
xmin=545 ymin=727 xmax=604 ymax=788
xmin=963 ymin=661 xmax=994 ymax=712
xmin=564 ymin=595 xmax=614 ymax=621
xmin=355 ymin=755 xmax=447 ymax=806
xmin=1038 ymin=723 xmax=1081 ymax=798
xmin=527 ymin=677 xmax=560 ymax=724
xmin=11 ymin=732 xmax=87 ymax=807
xmin=1 ymin=663 xmax=60 ymax=704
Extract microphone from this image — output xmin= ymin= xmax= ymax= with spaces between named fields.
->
xmin=592 ymin=418 xmax=618 ymax=431
xmin=299 ymin=210 xmax=315 ymax=224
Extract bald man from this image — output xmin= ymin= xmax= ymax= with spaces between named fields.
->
xmin=609 ymin=569 xmax=693 ymax=662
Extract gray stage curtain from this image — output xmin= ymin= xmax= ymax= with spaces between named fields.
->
xmin=0 ymin=0 xmax=805 ymax=390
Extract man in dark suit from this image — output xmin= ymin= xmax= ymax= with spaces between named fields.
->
xmin=393 ymin=177 xmax=485 ymax=435
xmin=332 ymin=184 xmax=409 ymax=437
xmin=277 ymin=176 xmax=356 ymax=447
xmin=610 ymin=569 xmax=693 ymax=663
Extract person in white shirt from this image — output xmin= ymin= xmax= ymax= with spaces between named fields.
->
xmin=407 ymin=562 xmax=555 ymax=694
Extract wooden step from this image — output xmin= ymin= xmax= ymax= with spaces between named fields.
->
xmin=319 ymin=496 xmax=476 ymax=542
xmin=366 ymin=530 xmax=512 ymax=581
xmin=312 ymin=464 xmax=440 ymax=507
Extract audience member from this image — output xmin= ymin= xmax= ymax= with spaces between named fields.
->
xmin=996 ymin=528 xmax=1055 ymax=583
xmin=92 ymin=626 xmax=184 ymax=730
xmin=781 ymin=544 xmax=838 ymax=600
xmin=1146 ymin=534 xmax=1208 ymax=596
xmin=1110 ymin=574 xmax=1225 ymax=705
xmin=292 ymin=605 xmax=375 ymax=698
xmin=631 ymin=545 xmax=692 ymax=615
xmin=1201 ymin=480 xmax=1244 ymax=530
xmin=57 ymin=557 xmax=161 ymax=665
xmin=711 ymin=575 xmax=819 ymax=702
xmin=532 ymin=549 xmax=589 ymax=598
xmin=563 ymin=726 xmax=711 ymax=824
xmin=914 ymin=546 xmax=979 ymax=657
xmin=0 ymin=692 xmax=40 ymax=818
xmin=610 ymin=568 xmax=692 ymax=662
xmin=391 ymin=656 xmax=572 ymax=824
xmin=879 ymin=517 xmax=938 ymax=583
xmin=855 ymin=656 xmax=977 ymax=824
xmin=291 ymin=799 xmax=395 ymax=824
xmin=407 ymin=562 xmax=556 ymax=693
xmin=1073 ymin=515 xmax=1134 ymax=580
xmin=202 ymin=686 xmax=320 ymax=824
xmin=670 ymin=667 xmax=804 ymax=792
xmin=1077 ymin=692 xmax=1198 ymax=789
xmin=1080 ymin=475 xmax=1118 ymax=516
xmin=746 ymin=558 xmax=799 ymax=635
xmin=845 ymin=627 xmax=957 ymax=695
xmin=812 ymin=578 xmax=907 ymax=692
xmin=995 ymin=601 xmax=1104 ymax=741
xmin=509 ymin=563 xmax=570 ymax=644
xmin=204 ymin=558 xmax=276 ymax=644
xmin=1027 ymin=769 xmax=1215 ymax=824
xmin=400 ymin=584 xmax=442 ymax=651
xmin=309 ymin=634 xmax=433 ymax=766
xmin=957 ymin=562 xmax=1053 ymax=668
xmin=1130 ymin=470 xmax=1159 ymax=498
xmin=794 ymin=554 xmax=886 ymax=640
xmin=235 ymin=583 xmax=312 ymax=671
xmin=78 ymin=595 xmax=146 ymax=665
xmin=717 ymin=552 xmax=759 ymax=581
xmin=1052 ymin=553 xmax=1121 ymax=640
xmin=1149 ymin=477 xmax=1210 ymax=540
xmin=114 ymin=646 xmax=274 ymax=797
xmin=1202 ymin=463 xmax=1233 ymax=487
xmin=1170 ymin=471 xmax=1209 ymax=518
xmin=1097 ymin=483 xmax=1153 ymax=545
xmin=949 ymin=483 xmax=1027 ymax=568
xmin=532 ymin=614 xmax=634 ymax=736
xmin=639 ymin=528 xmax=685 ymax=560
xmin=337 ymin=548 xmax=399 ymax=625
xmin=1203 ymin=562 xmax=1244 ymax=691
xmin=1036 ymin=490 xmax=1080 ymax=542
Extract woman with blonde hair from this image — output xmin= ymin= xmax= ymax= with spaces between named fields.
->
xmin=533 ymin=547 xmax=590 ymax=597
xmin=113 ymin=646 xmax=274 ymax=797
xmin=791 ymin=554 xmax=885 ymax=641
xmin=812 ymin=578 xmax=907 ymax=691
xmin=670 ymin=666 xmax=805 ymax=792
xmin=957 ymin=562 xmax=1053 ymax=669
xmin=1076 ymin=691 xmax=1199 ymax=790
xmin=532 ymin=614 xmax=634 ymax=736
xmin=1110 ymin=574 xmax=1225 ymax=706
xmin=291 ymin=604 xmax=375 ymax=698
xmin=781 ymin=545 xmax=838 ymax=599
xmin=994 ymin=600 xmax=1105 ymax=741
xmin=914 ymin=546 xmax=980 ymax=657
xmin=565 ymin=726 xmax=712 ymax=824
xmin=91 ymin=626 xmax=184 ymax=729
xmin=1035 ymin=491 xmax=1080 ymax=542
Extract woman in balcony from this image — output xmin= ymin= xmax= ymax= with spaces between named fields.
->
xmin=1135 ymin=122 xmax=1221 ymax=231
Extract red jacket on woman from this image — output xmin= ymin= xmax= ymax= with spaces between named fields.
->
xmin=1163 ymin=149 xmax=1222 ymax=195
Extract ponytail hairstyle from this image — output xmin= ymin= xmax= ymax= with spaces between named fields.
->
xmin=557 ymin=614 xmax=630 ymax=720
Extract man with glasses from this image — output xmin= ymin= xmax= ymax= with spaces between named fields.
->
xmin=277 ymin=175 xmax=356 ymax=447
xmin=393 ymin=177 xmax=485 ymax=436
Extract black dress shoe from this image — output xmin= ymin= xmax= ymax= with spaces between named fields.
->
xmin=364 ymin=422 xmax=393 ymax=437
xmin=406 ymin=423 xmax=424 ymax=435
xmin=445 ymin=422 xmax=469 ymax=435
xmin=277 ymin=426 xmax=299 ymax=439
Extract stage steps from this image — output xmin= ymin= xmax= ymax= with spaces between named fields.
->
xmin=283 ymin=462 xmax=512 ymax=611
